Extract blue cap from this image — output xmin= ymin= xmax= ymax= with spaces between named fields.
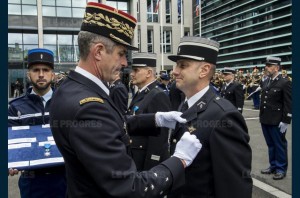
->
xmin=27 ymin=48 xmax=54 ymax=69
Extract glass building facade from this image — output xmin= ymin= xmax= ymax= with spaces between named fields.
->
xmin=8 ymin=0 xmax=130 ymax=97
xmin=193 ymin=0 xmax=292 ymax=74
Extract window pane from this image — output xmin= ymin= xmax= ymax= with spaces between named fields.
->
xmin=8 ymin=5 xmax=21 ymax=15
xmin=88 ymin=0 xmax=98 ymax=2
xmin=43 ymin=45 xmax=57 ymax=61
xmin=8 ymin=0 xmax=21 ymax=3
xmin=57 ymin=7 xmax=72 ymax=17
xmin=22 ymin=0 xmax=36 ymax=5
xmin=106 ymin=1 xmax=117 ymax=8
xmin=8 ymin=44 xmax=24 ymax=62
xmin=118 ymin=2 xmax=128 ymax=11
xmin=23 ymin=45 xmax=39 ymax=58
xmin=72 ymin=8 xmax=85 ymax=18
xmin=72 ymin=0 xmax=86 ymax=7
xmin=43 ymin=34 xmax=57 ymax=45
xmin=23 ymin=34 xmax=38 ymax=44
xmin=43 ymin=6 xmax=56 ymax=17
xmin=8 ymin=33 xmax=22 ymax=44
xmin=22 ymin=5 xmax=37 ymax=16
xmin=57 ymin=0 xmax=71 ymax=7
xmin=42 ymin=0 xmax=55 ymax=6
xmin=58 ymin=35 xmax=72 ymax=45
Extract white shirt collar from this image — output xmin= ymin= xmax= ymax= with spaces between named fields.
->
xmin=186 ymin=85 xmax=210 ymax=109
xmin=225 ymin=80 xmax=233 ymax=86
xmin=31 ymin=88 xmax=53 ymax=107
xmin=139 ymin=80 xmax=156 ymax=93
xmin=75 ymin=66 xmax=110 ymax=95
xmin=272 ymin=74 xmax=280 ymax=80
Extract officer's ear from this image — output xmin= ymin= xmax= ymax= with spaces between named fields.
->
xmin=26 ymin=72 xmax=31 ymax=82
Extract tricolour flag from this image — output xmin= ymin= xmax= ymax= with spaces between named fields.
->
xmin=154 ymin=0 xmax=160 ymax=13
xmin=196 ymin=0 xmax=200 ymax=16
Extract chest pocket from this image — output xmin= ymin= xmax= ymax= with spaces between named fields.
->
xmin=270 ymin=88 xmax=282 ymax=96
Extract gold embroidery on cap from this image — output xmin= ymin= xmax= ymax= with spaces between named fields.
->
xmin=79 ymin=97 xmax=104 ymax=105
xmin=83 ymin=12 xmax=134 ymax=39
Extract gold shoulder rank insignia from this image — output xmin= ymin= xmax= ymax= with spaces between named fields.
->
xmin=79 ymin=97 xmax=104 ymax=105
xmin=188 ymin=126 xmax=196 ymax=133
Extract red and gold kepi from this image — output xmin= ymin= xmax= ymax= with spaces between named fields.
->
xmin=81 ymin=2 xmax=138 ymax=50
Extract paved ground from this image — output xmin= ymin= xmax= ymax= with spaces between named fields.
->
xmin=8 ymin=99 xmax=292 ymax=197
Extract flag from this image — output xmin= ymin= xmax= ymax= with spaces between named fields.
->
xmin=196 ymin=0 xmax=200 ymax=17
xmin=154 ymin=0 xmax=160 ymax=13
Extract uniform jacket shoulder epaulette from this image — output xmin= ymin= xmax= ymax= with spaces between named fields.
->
xmin=213 ymin=96 xmax=236 ymax=112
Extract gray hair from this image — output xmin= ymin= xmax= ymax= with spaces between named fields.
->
xmin=78 ymin=31 xmax=116 ymax=61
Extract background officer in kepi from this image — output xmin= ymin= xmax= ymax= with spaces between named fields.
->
xmin=260 ymin=56 xmax=292 ymax=180
xmin=220 ymin=67 xmax=244 ymax=113
xmin=128 ymin=52 xmax=171 ymax=171
xmin=8 ymin=48 xmax=66 ymax=198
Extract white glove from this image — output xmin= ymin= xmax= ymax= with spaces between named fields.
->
xmin=155 ymin=111 xmax=187 ymax=129
xmin=255 ymin=86 xmax=262 ymax=92
xmin=173 ymin=132 xmax=202 ymax=167
xmin=278 ymin=122 xmax=288 ymax=133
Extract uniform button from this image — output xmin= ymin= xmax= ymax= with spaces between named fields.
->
xmin=264 ymin=101 xmax=266 ymax=104
xmin=150 ymin=184 xmax=154 ymax=190
xmin=264 ymin=106 xmax=266 ymax=109
xmin=144 ymin=187 xmax=148 ymax=192
xmin=266 ymin=91 xmax=268 ymax=93
xmin=154 ymin=173 xmax=158 ymax=177
xmin=265 ymin=96 xmax=267 ymax=98
xmin=165 ymin=177 xmax=169 ymax=182
xmin=130 ymin=139 xmax=132 ymax=144
xmin=278 ymin=109 xmax=280 ymax=111
xmin=160 ymin=191 xmax=164 ymax=195
xmin=173 ymin=139 xmax=177 ymax=143
xmin=139 ymin=145 xmax=143 ymax=148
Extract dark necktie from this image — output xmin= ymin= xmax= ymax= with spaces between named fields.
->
xmin=267 ymin=78 xmax=273 ymax=88
xmin=181 ymin=101 xmax=188 ymax=112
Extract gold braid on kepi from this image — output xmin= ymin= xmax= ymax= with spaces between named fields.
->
xmin=81 ymin=2 xmax=138 ymax=51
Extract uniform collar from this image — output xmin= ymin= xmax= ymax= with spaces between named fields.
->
xmin=75 ymin=66 xmax=110 ymax=95
xmin=30 ymin=88 xmax=53 ymax=103
xmin=186 ymin=85 xmax=210 ymax=109
xmin=139 ymin=80 xmax=156 ymax=93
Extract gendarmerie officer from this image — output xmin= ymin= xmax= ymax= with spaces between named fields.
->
xmin=128 ymin=52 xmax=171 ymax=171
xmin=49 ymin=3 xmax=202 ymax=197
xmin=168 ymin=36 xmax=252 ymax=198
xmin=8 ymin=48 xmax=66 ymax=198
xmin=260 ymin=56 xmax=292 ymax=180
xmin=220 ymin=67 xmax=244 ymax=113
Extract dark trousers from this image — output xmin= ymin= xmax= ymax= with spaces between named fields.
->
xmin=261 ymin=124 xmax=288 ymax=173
xmin=19 ymin=171 xmax=66 ymax=198
xmin=252 ymin=91 xmax=260 ymax=109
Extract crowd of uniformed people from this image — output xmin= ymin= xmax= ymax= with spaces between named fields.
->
xmin=8 ymin=2 xmax=292 ymax=198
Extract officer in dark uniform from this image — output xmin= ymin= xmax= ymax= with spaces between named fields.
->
xmin=168 ymin=37 xmax=252 ymax=198
xmin=250 ymin=68 xmax=261 ymax=109
xmin=220 ymin=67 xmax=244 ymax=113
xmin=109 ymin=71 xmax=128 ymax=115
xmin=49 ymin=3 xmax=202 ymax=197
xmin=128 ymin=53 xmax=171 ymax=171
xmin=260 ymin=56 xmax=292 ymax=180
xmin=158 ymin=73 xmax=171 ymax=95
xmin=8 ymin=48 xmax=66 ymax=198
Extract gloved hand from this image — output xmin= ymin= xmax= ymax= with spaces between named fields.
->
xmin=278 ymin=122 xmax=288 ymax=133
xmin=155 ymin=111 xmax=187 ymax=129
xmin=173 ymin=132 xmax=202 ymax=167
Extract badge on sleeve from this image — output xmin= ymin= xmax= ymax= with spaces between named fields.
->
xmin=79 ymin=97 xmax=104 ymax=105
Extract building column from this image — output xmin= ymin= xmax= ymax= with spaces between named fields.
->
xmin=37 ymin=0 xmax=43 ymax=48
